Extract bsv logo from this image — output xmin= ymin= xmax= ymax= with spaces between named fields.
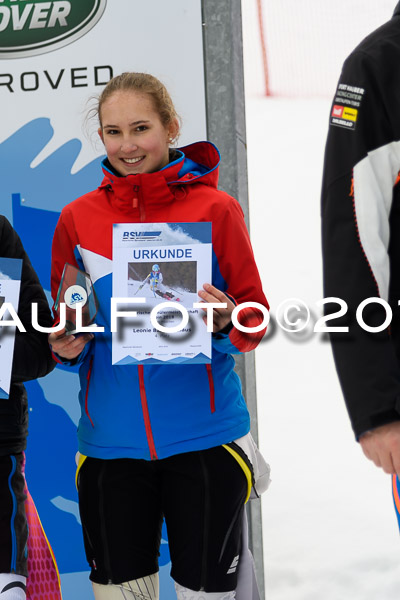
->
xmin=0 ymin=0 xmax=107 ymax=59
xmin=64 ymin=285 xmax=87 ymax=309
xmin=123 ymin=231 xmax=162 ymax=241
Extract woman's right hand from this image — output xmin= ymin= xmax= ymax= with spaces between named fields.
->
xmin=48 ymin=328 xmax=94 ymax=360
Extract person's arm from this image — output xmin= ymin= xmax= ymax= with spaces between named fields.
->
xmin=321 ymin=45 xmax=400 ymax=472
xmin=198 ymin=283 xmax=235 ymax=333
xmin=0 ymin=216 xmax=55 ymax=382
xmin=49 ymin=209 xmax=93 ymax=364
xmin=207 ymin=195 xmax=269 ymax=354
xmin=359 ymin=422 xmax=400 ymax=474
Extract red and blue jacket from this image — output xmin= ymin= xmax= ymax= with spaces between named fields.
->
xmin=51 ymin=141 xmax=269 ymax=460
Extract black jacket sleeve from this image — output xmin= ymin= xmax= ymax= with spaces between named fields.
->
xmin=0 ymin=216 xmax=55 ymax=382
xmin=321 ymin=23 xmax=400 ymax=439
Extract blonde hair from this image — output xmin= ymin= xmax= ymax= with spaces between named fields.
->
xmin=94 ymin=72 xmax=180 ymax=134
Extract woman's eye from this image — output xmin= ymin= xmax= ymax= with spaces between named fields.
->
xmin=135 ymin=125 xmax=148 ymax=132
xmin=106 ymin=129 xmax=119 ymax=135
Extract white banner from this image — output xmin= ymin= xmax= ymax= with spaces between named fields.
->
xmin=0 ymin=2 xmax=206 ymax=598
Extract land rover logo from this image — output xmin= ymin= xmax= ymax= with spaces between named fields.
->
xmin=0 ymin=0 xmax=107 ymax=59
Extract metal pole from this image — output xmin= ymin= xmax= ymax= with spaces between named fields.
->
xmin=201 ymin=1 xmax=265 ymax=598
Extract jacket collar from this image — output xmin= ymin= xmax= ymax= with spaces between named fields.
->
xmin=102 ymin=149 xmax=186 ymax=186
xmin=98 ymin=141 xmax=220 ymax=211
xmin=394 ymin=1 xmax=400 ymax=16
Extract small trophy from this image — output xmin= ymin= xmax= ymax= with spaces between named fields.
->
xmin=54 ymin=263 xmax=99 ymax=334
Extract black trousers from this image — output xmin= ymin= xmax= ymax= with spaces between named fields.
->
xmin=0 ymin=454 xmax=28 ymax=576
xmin=78 ymin=446 xmax=248 ymax=592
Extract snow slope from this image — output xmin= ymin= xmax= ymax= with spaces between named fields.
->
xmin=245 ymin=91 xmax=400 ymax=600
xmin=242 ymin=4 xmax=400 ymax=597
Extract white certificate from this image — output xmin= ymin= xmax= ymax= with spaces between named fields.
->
xmin=112 ymin=222 xmax=212 ymax=365
xmin=0 ymin=258 xmax=22 ymax=399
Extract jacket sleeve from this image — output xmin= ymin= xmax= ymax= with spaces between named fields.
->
xmin=211 ymin=195 xmax=269 ymax=355
xmin=321 ymin=47 xmax=400 ymax=438
xmin=0 ymin=217 xmax=55 ymax=382
xmin=51 ymin=208 xmax=92 ymax=366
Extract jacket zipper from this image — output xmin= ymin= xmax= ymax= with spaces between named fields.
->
xmin=132 ymin=185 xmax=146 ymax=222
xmin=138 ymin=365 xmax=158 ymax=459
xmin=206 ymin=364 xmax=215 ymax=413
xmin=98 ymin=463 xmax=113 ymax=582
xmin=85 ymin=356 xmax=94 ymax=428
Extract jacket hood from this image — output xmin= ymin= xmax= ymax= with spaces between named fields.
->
xmin=100 ymin=140 xmax=221 ymax=192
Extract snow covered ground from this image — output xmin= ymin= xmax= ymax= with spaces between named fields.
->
xmin=127 ymin=279 xmax=191 ymax=303
xmin=246 ymin=96 xmax=400 ymax=600
xmin=242 ymin=47 xmax=400 ymax=600
xmin=241 ymin=4 xmax=400 ymax=597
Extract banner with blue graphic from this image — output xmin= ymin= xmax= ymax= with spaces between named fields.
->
xmin=0 ymin=1 xmax=206 ymax=597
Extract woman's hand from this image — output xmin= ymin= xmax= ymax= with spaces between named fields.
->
xmin=48 ymin=328 xmax=94 ymax=360
xmin=197 ymin=283 xmax=235 ymax=333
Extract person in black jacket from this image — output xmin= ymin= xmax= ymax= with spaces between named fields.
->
xmin=321 ymin=4 xmax=400 ymax=479
xmin=0 ymin=215 xmax=54 ymax=598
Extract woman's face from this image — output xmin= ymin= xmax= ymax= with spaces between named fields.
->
xmin=98 ymin=90 xmax=177 ymax=176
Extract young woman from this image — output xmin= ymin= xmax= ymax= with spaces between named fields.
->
xmin=49 ymin=72 xmax=269 ymax=600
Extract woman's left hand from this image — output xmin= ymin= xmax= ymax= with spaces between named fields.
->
xmin=197 ymin=283 xmax=235 ymax=333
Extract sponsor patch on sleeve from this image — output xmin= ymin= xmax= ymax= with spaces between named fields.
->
xmin=330 ymin=83 xmax=365 ymax=130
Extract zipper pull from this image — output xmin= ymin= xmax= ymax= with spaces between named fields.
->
xmin=132 ymin=185 xmax=139 ymax=208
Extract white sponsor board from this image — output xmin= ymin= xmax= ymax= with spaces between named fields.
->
xmin=0 ymin=0 xmax=206 ymax=217
xmin=0 ymin=2 xmax=206 ymax=598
